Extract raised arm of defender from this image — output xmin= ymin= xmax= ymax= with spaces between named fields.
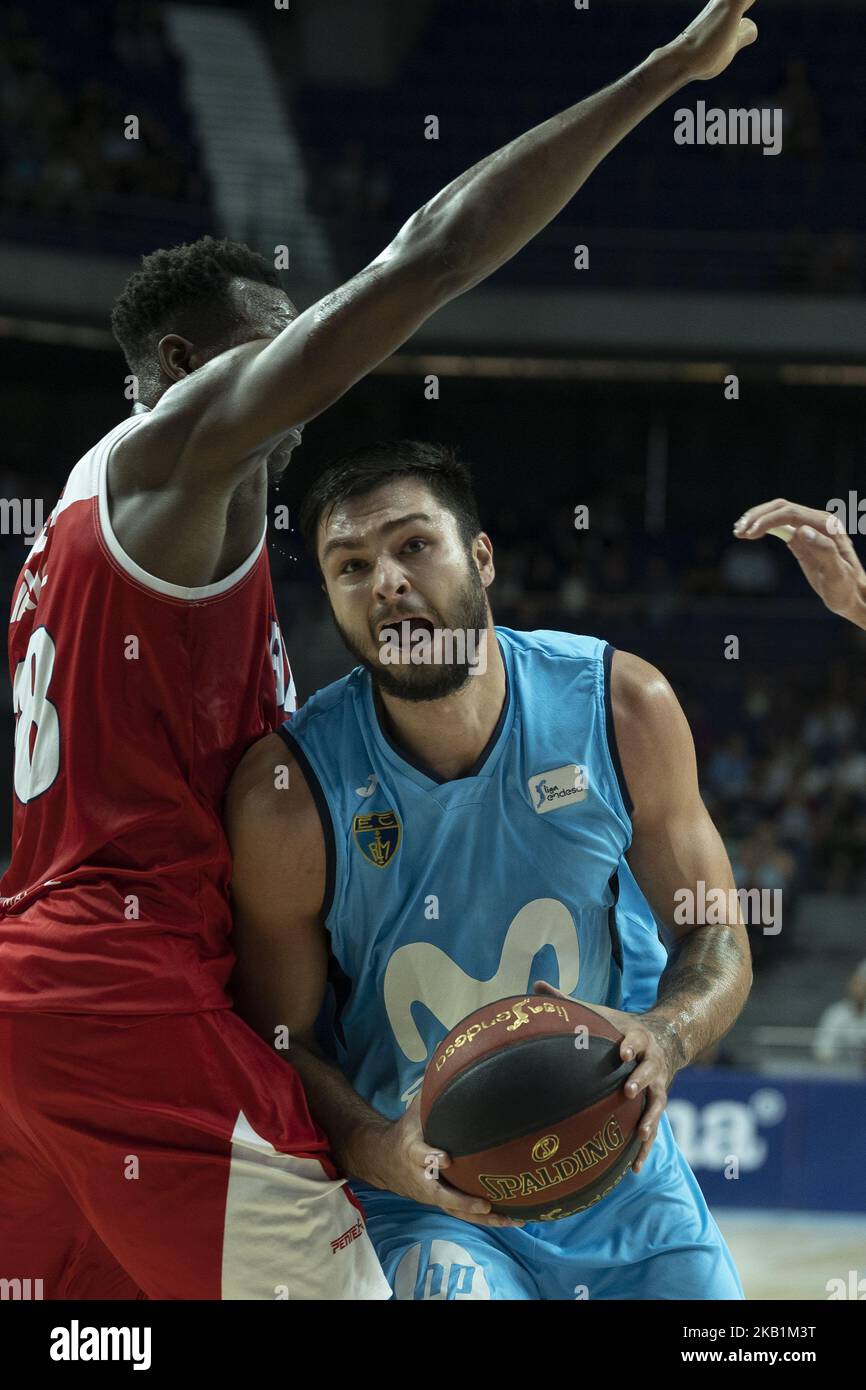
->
xmin=146 ymin=0 xmax=759 ymax=483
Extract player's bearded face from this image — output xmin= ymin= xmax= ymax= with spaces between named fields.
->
xmin=329 ymin=549 xmax=490 ymax=702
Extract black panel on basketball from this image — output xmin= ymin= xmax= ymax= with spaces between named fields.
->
xmin=424 ymin=1033 xmax=635 ymax=1157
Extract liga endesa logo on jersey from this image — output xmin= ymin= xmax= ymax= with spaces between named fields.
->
xmin=528 ymin=764 xmax=589 ymax=814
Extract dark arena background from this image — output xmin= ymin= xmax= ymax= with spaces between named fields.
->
xmin=1 ymin=0 xmax=865 ymax=1315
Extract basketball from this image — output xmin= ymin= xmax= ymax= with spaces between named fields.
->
xmin=420 ymin=994 xmax=646 ymax=1221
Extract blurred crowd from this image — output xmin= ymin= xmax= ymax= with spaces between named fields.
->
xmin=813 ymin=960 xmax=866 ymax=1068
xmin=702 ymin=677 xmax=866 ymax=926
xmin=0 ymin=3 xmax=207 ymax=219
xmin=481 ymin=488 xmax=823 ymax=622
xmin=2 ymin=0 xmax=863 ymax=294
xmin=306 ymin=137 xmax=394 ymax=225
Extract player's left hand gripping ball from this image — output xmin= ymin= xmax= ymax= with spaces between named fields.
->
xmin=533 ymin=981 xmax=679 ymax=1174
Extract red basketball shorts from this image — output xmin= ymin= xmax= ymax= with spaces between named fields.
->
xmin=0 ymin=1009 xmax=390 ymax=1300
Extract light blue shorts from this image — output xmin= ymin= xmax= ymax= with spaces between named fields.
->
xmin=352 ymin=1115 xmax=744 ymax=1301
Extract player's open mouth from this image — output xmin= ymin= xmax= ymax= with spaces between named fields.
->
xmin=377 ymin=615 xmax=436 ymax=641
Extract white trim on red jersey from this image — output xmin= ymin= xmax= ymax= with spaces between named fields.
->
xmin=87 ymin=417 xmax=269 ymax=602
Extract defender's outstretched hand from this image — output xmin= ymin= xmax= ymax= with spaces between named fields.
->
xmin=671 ymin=0 xmax=759 ymax=82
xmin=734 ymin=499 xmax=866 ymax=630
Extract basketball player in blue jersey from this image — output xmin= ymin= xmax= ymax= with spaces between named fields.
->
xmin=225 ymin=441 xmax=752 ymax=1300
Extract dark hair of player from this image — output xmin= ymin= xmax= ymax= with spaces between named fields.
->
xmin=298 ymin=440 xmax=483 ymax=567
xmin=109 ymin=234 xmax=282 ymax=381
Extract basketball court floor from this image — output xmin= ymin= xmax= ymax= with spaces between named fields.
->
xmin=715 ymin=1209 xmax=866 ymax=1300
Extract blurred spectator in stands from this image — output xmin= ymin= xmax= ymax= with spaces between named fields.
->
xmin=815 ymin=231 xmax=864 ymax=296
xmin=490 ymin=547 xmax=526 ymax=615
xmin=320 ymin=137 xmax=393 ymax=221
xmin=138 ymin=115 xmax=204 ymax=202
xmin=802 ymin=691 xmax=855 ymax=761
xmin=811 ymin=759 xmax=866 ymax=890
xmin=762 ymin=736 xmax=800 ymax=804
xmin=832 ymin=737 xmax=866 ymax=796
xmin=592 ymin=539 xmax=628 ymax=596
xmin=777 ymin=227 xmax=817 ymax=294
xmin=328 ymin=138 xmax=366 ymax=217
xmin=588 ymin=486 xmax=626 ymax=542
xmin=681 ymin=534 xmax=721 ymax=597
xmin=525 ymin=549 xmax=559 ymax=598
xmin=112 ymin=0 xmax=172 ymax=73
xmin=1 ymin=7 xmax=43 ymax=79
xmin=776 ymin=790 xmax=812 ymax=853
xmin=682 ymin=690 xmax=714 ymax=770
xmin=750 ymin=818 xmax=798 ymax=893
xmin=706 ymin=731 xmax=752 ymax=804
xmin=774 ymin=54 xmax=824 ymax=226
xmin=643 ymin=552 xmax=677 ymax=627
xmin=775 ymin=57 xmax=824 ymax=161
xmin=813 ymin=961 xmax=866 ymax=1068
xmin=731 ymin=819 xmax=797 ymax=967
xmin=492 ymin=504 xmax=521 ymax=548
xmin=719 ymin=536 xmax=779 ymax=595
xmin=741 ymin=679 xmax=774 ymax=756
xmin=558 ymin=556 xmax=589 ymax=618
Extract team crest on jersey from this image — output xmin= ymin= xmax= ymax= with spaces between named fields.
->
xmin=353 ymin=809 xmax=402 ymax=868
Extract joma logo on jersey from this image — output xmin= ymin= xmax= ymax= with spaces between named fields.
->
xmin=528 ymin=764 xmax=588 ymax=814
xmin=353 ymin=810 xmax=401 ymax=868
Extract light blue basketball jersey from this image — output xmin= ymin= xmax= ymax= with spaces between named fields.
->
xmin=279 ymin=626 xmax=743 ymax=1300
xmin=280 ymin=627 xmax=665 ymax=1118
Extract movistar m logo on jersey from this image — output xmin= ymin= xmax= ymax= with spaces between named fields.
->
xmin=353 ymin=809 xmax=402 ymax=867
xmin=384 ymin=898 xmax=581 ymax=1067
xmin=528 ymin=764 xmax=588 ymax=814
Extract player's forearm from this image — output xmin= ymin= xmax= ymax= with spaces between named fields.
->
xmin=388 ymin=42 xmax=691 ymax=294
xmin=647 ymin=923 xmax=752 ymax=1070
xmin=284 ymin=1036 xmax=392 ymax=1181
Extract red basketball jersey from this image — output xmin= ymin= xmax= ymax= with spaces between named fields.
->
xmin=0 ymin=413 xmax=294 ymax=1012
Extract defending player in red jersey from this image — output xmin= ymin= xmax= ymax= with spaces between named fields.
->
xmin=0 ymin=0 xmax=760 ymax=1299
